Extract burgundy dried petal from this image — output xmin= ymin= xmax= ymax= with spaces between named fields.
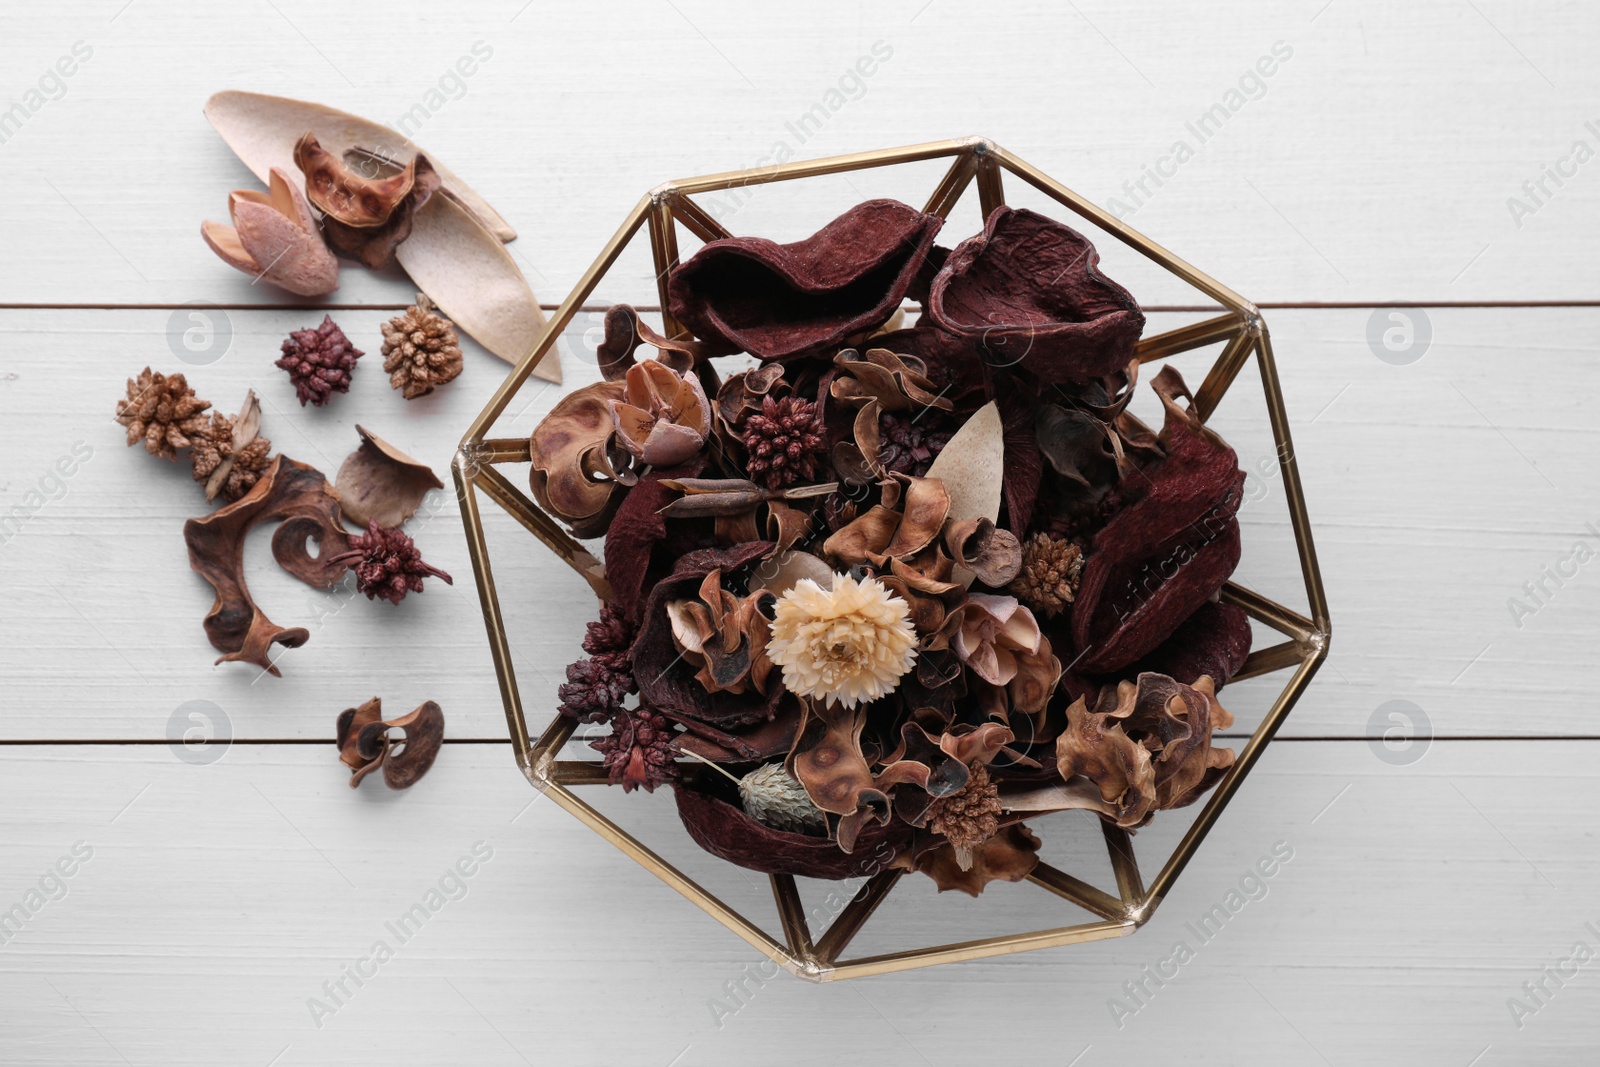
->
xmin=927 ymin=206 xmax=1144 ymax=384
xmin=1070 ymin=395 xmax=1246 ymax=674
xmin=603 ymin=463 xmax=704 ymax=628
xmin=674 ymin=781 xmax=908 ymax=879
xmin=1126 ymin=600 xmax=1252 ymax=688
xmin=667 ymin=198 xmax=943 ymax=361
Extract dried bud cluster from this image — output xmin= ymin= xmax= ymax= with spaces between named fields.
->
xmin=739 ymin=395 xmax=825 ymax=489
xmin=276 ymin=316 xmax=363 ymax=407
xmin=331 ymin=519 xmax=453 ymax=605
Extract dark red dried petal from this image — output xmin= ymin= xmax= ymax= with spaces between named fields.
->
xmin=674 ymin=781 xmax=909 ymax=879
xmin=667 ymin=199 xmax=943 ymax=361
xmin=1126 ymin=599 xmax=1253 ymax=688
xmin=1070 ymin=414 xmax=1245 ymax=673
xmin=927 ymin=207 xmax=1144 ymax=384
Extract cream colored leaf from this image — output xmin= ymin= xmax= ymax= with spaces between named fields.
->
xmin=923 ymin=400 xmax=1004 ymax=586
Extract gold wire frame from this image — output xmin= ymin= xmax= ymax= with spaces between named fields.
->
xmin=455 ymin=137 xmax=1331 ymax=981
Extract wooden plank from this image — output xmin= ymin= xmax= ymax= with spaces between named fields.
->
xmin=0 ymin=741 xmax=1594 ymax=1063
xmin=1 ymin=306 xmax=1593 ymax=740
xmin=0 ymin=1 xmax=1596 ymax=307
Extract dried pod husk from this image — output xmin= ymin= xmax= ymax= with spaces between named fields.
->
xmin=294 ymin=132 xmax=442 ymax=268
xmin=674 ymin=778 xmax=908 ymax=879
xmin=609 ymin=360 xmax=712 ymax=468
xmin=667 ymin=198 xmax=944 ymax=361
xmin=335 ymin=425 xmax=444 ymax=529
xmin=528 ymin=380 xmax=629 ymax=537
xmin=927 ymin=205 xmax=1145 ymax=384
xmin=596 ymin=303 xmax=706 ymax=380
xmin=785 ymin=698 xmax=890 ymax=843
xmin=829 ymin=347 xmax=955 ymax=414
xmin=183 ymin=456 xmax=352 ymax=674
xmin=336 ymin=697 xmax=445 ymax=790
xmin=201 ymin=167 xmax=339 ymax=296
xmin=942 ymin=517 xmax=1023 ymax=588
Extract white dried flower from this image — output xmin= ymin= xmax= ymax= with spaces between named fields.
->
xmin=739 ymin=763 xmax=826 ymax=834
xmin=766 ymin=572 xmax=917 ymax=708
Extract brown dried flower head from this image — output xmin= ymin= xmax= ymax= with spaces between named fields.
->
xmin=381 ymin=293 xmax=463 ymax=399
xmin=116 ymin=367 xmax=211 ymax=460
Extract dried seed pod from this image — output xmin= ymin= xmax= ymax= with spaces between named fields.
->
xmin=336 ymin=697 xmax=446 ymax=789
xmin=201 ymin=167 xmax=339 ymax=296
xmin=327 ymin=520 xmax=453 ymax=605
xmin=738 ymin=762 xmax=826 ymax=834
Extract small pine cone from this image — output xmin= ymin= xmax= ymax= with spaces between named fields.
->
xmin=878 ymin=410 xmax=954 ymax=478
xmin=115 ymin=367 xmax=211 ymax=460
xmin=381 ymin=294 xmax=463 ymax=400
xmin=189 ymin=413 xmax=274 ymax=503
xmin=592 ymin=704 xmax=679 ymax=793
xmin=740 ymin=395 xmax=825 ymax=490
xmin=557 ymin=657 xmax=633 ymax=723
xmin=1009 ymin=532 xmax=1084 ymax=617
xmin=331 ymin=520 xmax=453 ymax=605
xmin=276 ymin=315 xmax=362 ymax=407
xmin=926 ymin=764 xmax=1002 ymax=858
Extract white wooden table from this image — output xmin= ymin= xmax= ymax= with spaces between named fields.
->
xmin=2 ymin=1 xmax=1597 ymax=1063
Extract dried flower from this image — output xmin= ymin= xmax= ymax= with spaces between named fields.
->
xmin=609 ymin=360 xmax=711 ymax=467
xmin=190 ymin=411 xmax=273 ymax=503
xmin=767 ymin=573 xmax=916 ymax=708
xmin=925 ymin=763 xmax=1002 ymax=869
xmin=739 ymin=762 xmax=827 ymax=834
xmin=329 ymin=520 xmax=452 ymax=605
xmin=952 ymin=593 xmax=1062 ymax=715
xmin=115 ymin=367 xmax=211 ymax=460
xmin=276 ymin=316 xmax=363 ymax=407
xmin=739 ymin=395 xmax=825 ymax=489
xmin=1009 ymin=532 xmax=1083 ymax=617
xmin=381 ymin=293 xmax=463 ymax=399
xmin=592 ymin=704 xmax=678 ymax=792
xmin=201 ymin=167 xmax=339 ymax=296
xmin=557 ymin=657 xmax=634 ymax=723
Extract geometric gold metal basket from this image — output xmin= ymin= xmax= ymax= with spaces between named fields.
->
xmin=455 ymin=137 xmax=1331 ymax=980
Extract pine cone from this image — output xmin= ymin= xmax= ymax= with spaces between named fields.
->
xmin=878 ymin=410 xmax=955 ymax=478
xmin=740 ymin=395 xmax=825 ymax=490
xmin=1009 ymin=532 xmax=1084 ymax=617
xmin=115 ymin=368 xmax=211 ymax=460
xmin=330 ymin=520 xmax=452 ymax=605
xmin=557 ymin=657 xmax=634 ymax=723
xmin=276 ymin=315 xmax=362 ymax=407
xmin=380 ymin=294 xmax=463 ymax=400
xmin=926 ymin=763 xmax=1002 ymax=856
xmin=591 ymin=704 xmax=679 ymax=793
xmin=189 ymin=412 xmax=274 ymax=503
